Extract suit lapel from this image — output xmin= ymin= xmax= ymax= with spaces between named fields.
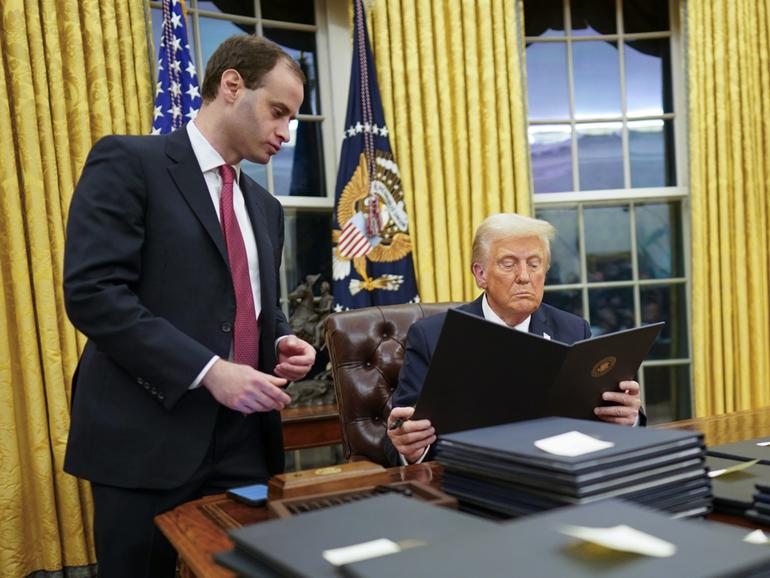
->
xmin=529 ymin=306 xmax=551 ymax=338
xmin=460 ymin=295 xmax=485 ymax=317
xmin=165 ymin=129 xmax=228 ymax=263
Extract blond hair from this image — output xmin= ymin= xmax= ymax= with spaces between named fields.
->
xmin=471 ymin=213 xmax=555 ymax=268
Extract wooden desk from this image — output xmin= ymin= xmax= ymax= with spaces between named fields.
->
xmin=281 ymin=404 xmax=342 ymax=451
xmin=655 ymin=405 xmax=770 ymax=446
xmin=158 ymin=407 xmax=770 ymax=578
xmin=157 ymin=462 xmax=442 ymax=578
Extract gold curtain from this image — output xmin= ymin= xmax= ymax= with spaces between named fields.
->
xmin=367 ymin=0 xmax=532 ymax=302
xmin=0 ymin=0 xmax=152 ymax=575
xmin=688 ymin=0 xmax=770 ymax=416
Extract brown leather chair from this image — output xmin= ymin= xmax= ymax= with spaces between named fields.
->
xmin=325 ymin=302 xmax=461 ymax=466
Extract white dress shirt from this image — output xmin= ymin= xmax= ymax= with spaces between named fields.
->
xmin=187 ymin=121 xmax=263 ymax=388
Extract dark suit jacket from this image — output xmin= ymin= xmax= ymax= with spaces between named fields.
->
xmin=385 ymin=295 xmax=620 ymax=465
xmin=63 ymin=129 xmax=290 ymax=489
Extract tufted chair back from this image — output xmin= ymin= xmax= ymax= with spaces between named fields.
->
xmin=324 ymin=302 xmax=461 ymax=466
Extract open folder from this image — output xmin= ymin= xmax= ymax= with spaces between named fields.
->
xmin=412 ymin=309 xmax=663 ymax=434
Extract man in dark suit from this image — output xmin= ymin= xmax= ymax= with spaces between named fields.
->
xmin=63 ymin=36 xmax=315 ymax=578
xmin=385 ymin=213 xmax=643 ymax=466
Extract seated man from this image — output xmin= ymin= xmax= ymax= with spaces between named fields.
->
xmin=385 ymin=213 xmax=644 ymax=466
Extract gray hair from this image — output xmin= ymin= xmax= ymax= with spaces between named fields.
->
xmin=471 ymin=213 xmax=556 ymax=268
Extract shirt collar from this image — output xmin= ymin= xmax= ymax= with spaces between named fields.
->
xmin=482 ymin=293 xmax=531 ymax=333
xmin=186 ymin=121 xmax=241 ymax=180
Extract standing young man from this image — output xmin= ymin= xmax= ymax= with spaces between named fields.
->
xmin=63 ymin=35 xmax=315 ymax=577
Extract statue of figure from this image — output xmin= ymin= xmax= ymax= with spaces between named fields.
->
xmin=287 ymin=274 xmax=320 ymax=344
xmin=285 ymin=276 xmax=338 ymax=407
xmin=313 ymin=281 xmax=334 ymax=349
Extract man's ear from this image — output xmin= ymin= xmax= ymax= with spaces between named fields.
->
xmin=471 ymin=262 xmax=487 ymax=289
xmin=219 ymin=69 xmax=243 ymax=103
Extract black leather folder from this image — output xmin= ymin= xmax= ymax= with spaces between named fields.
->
xmin=438 ymin=442 xmax=704 ymax=491
xmin=708 ymin=438 xmax=770 ymax=465
xmin=220 ymin=494 xmax=496 ymax=578
xmin=341 ymin=499 xmax=770 ymax=578
xmin=708 ymin=456 xmax=770 ymax=513
xmin=436 ymin=416 xmax=703 ymax=473
xmin=412 ymin=309 xmax=664 ymax=434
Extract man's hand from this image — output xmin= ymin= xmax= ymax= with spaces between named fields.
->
xmin=387 ymin=406 xmax=436 ymax=463
xmin=274 ymin=336 xmax=316 ymax=381
xmin=594 ymin=380 xmax=641 ymax=426
xmin=202 ymin=359 xmax=290 ymax=414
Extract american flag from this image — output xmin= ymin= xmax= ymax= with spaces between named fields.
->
xmin=151 ymin=0 xmax=201 ymax=135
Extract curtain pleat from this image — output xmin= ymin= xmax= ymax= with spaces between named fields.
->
xmin=688 ymin=0 xmax=770 ymax=416
xmin=0 ymin=1 xmax=152 ymax=575
xmin=368 ymin=0 xmax=532 ymax=302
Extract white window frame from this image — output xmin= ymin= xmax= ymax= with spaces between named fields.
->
xmin=526 ymin=0 xmax=693 ymax=420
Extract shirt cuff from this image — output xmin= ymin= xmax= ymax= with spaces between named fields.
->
xmin=190 ymin=355 xmax=219 ymax=389
xmin=275 ymin=334 xmax=290 ymax=354
xmin=398 ymin=445 xmax=431 ymax=466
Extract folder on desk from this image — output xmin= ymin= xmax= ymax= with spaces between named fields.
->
xmin=707 ymin=456 xmax=770 ymax=515
xmin=341 ymin=499 xmax=770 ymax=578
xmin=412 ymin=309 xmax=663 ymax=434
xmin=708 ymin=437 xmax=770 ymax=465
xmin=218 ymin=494 xmax=496 ymax=578
xmin=435 ymin=417 xmax=711 ymax=519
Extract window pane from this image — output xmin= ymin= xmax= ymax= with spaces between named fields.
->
xmin=628 ymin=119 xmax=675 ymax=188
xmin=272 ymin=120 xmax=325 ymax=197
xmin=625 ymin=39 xmax=672 ymax=116
xmin=641 ymin=284 xmax=688 ymax=359
xmin=624 ymin=0 xmax=670 ymax=34
xmin=526 ymin=43 xmax=570 ymax=120
xmin=262 ymin=0 xmax=315 ymax=25
xmin=643 ymin=364 xmax=691 ymax=423
xmin=199 ymin=19 xmax=254 ymax=71
xmin=543 ymin=289 xmax=583 ymax=318
xmin=283 ymin=210 xmax=332 ymax=293
xmin=636 ymin=201 xmax=683 ymax=279
xmin=523 ymin=0 xmax=565 ymax=37
xmin=241 ymin=161 xmax=268 ymax=189
xmin=529 ymin=125 xmax=573 ymax=193
xmin=573 ymin=41 xmax=621 ymax=119
xmin=264 ymin=28 xmax=320 ymax=115
xmin=536 ymin=207 xmax=581 ymax=284
xmin=197 ymin=1 xmax=255 ymax=18
xmin=585 ymin=205 xmax=631 ymax=281
xmin=588 ymin=287 xmax=634 ymax=335
xmin=570 ymin=0 xmax=616 ymax=36
xmin=576 ymin=122 xmax=623 ymax=190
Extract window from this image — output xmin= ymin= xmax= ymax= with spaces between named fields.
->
xmin=524 ymin=0 xmax=691 ymax=423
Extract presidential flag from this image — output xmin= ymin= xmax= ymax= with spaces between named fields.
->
xmin=151 ymin=0 xmax=201 ymax=134
xmin=332 ymin=0 xmax=419 ymax=311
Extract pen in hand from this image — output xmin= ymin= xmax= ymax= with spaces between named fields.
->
xmin=388 ymin=417 xmax=406 ymax=431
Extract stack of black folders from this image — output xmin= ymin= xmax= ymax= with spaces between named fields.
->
xmin=435 ymin=416 xmax=712 ymax=520
xmin=213 ymin=493 xmax=496 ymax=577
xmin=342 ymin=499 xmax=770 ymax=578
xmin=707 ymin=436 xmax=770 ymax=521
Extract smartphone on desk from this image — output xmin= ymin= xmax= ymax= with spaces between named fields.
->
xmin=226 ymin=483 xmax=269 ymax=506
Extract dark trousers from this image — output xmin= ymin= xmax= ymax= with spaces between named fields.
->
xmin=91 ymin=408 xmax=270 ymax=578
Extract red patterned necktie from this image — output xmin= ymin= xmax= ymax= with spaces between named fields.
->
xmin=219 ymin=164 xmax=260 ymax=368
